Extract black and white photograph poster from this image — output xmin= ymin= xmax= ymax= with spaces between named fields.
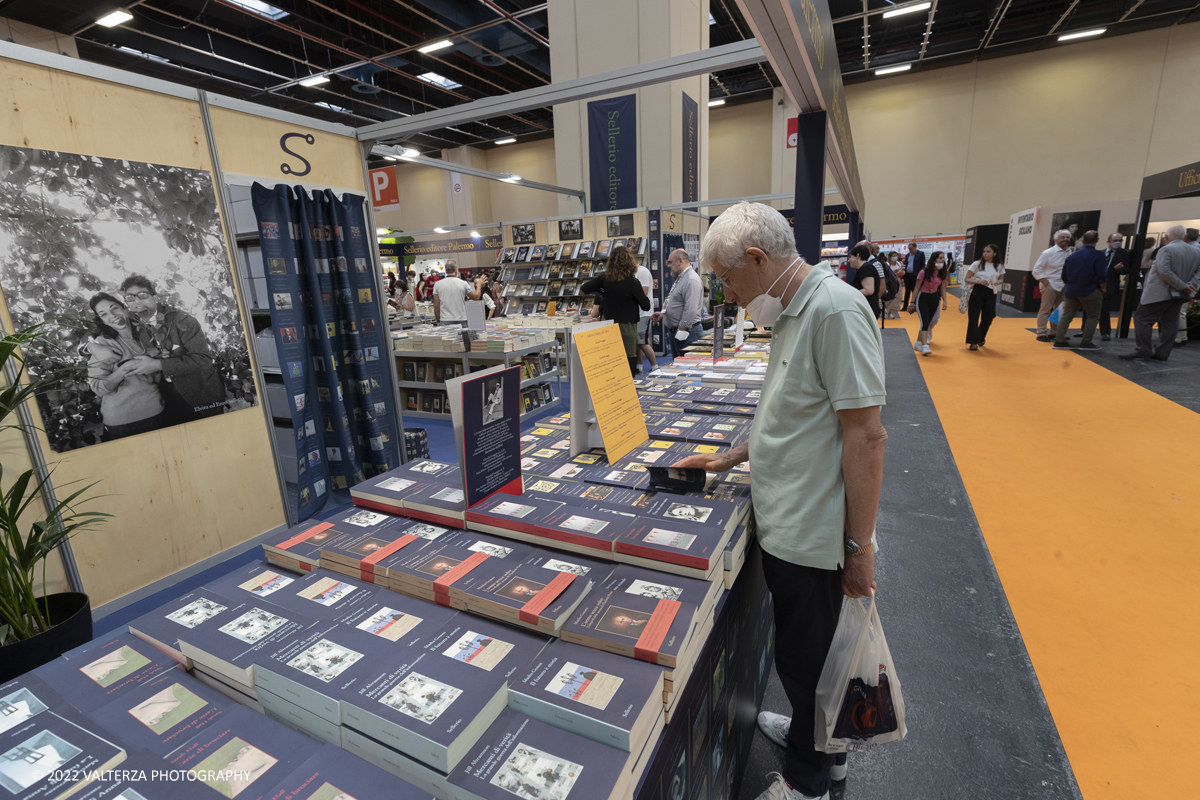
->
xmin=607 ymin=214 xmax=635 ymax=237
xmin=451 ymin=364 xmax=522 ymax=508
xmin=482 ymin=376 xmax=504 ymax=426
xmin=558 ymin=219 xmax=583 ymax=240
xmin=512 ymin=223 xmax=537 ymax=244
xmin=0 ymin=145 xmax=256 ymax=452
xmin=1048 ymin=210 xmax=1101 ymax=251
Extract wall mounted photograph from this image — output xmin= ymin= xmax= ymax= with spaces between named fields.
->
xmin=558 ymin=219 xmax=583 ymax=240
xmin=512 ymin=223 xmax=537 ymax=244
xmin=1048 ymin=210 xmax=1101 ymax=251
xmin=0 ymin=145 xmax=257 ymax=452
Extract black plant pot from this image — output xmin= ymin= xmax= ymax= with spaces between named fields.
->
xmin=0 ymin=592 xmax=92 ymax=683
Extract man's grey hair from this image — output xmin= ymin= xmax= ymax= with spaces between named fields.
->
xmin=1055 ymin=230 xmax=1072 ymax=240
xmin=1164 ymin=224 xmax=1186 ymax=242
xmin=669 ymin=248 xmax=690 ymax=265
xmin=445 ymin=262 xmax=459 ymax=275
xmin=700 ymin=202 xmax=798 ymax=272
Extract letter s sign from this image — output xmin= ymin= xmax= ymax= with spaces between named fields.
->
xmin=279 ymin=132 xmax=314 ymax=176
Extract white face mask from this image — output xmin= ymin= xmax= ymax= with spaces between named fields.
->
xmin=745 ymin=256 xmax=802 ymax=328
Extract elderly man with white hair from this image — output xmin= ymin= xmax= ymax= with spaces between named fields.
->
xmin=671 ymin=202 xmax=887 ymax=800
xmin=1120 ymin=224 xmax=1200 ymax=361
xmin=1033 ymin=230 xmax=1072 ymax=341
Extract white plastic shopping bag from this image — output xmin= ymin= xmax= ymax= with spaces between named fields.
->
xmin=814 ymin=594 xmax=907 ymax=753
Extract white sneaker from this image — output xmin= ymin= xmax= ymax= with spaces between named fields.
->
xmin=757 ymin=711 xmax=789 ymax=748
xmin=753 ymin=772 xmax=828 ymax=800
xmin=921 ymin=343 xmax=932 ymax=356
xmin=913 ymin=341 xmax=921 ymax=352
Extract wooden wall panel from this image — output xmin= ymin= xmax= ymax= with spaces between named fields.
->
xmin=0 ymin=55 xmax=286 ymax=606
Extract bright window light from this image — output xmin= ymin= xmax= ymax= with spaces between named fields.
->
xmin=822 ymin=232 xmax=847 ymax=241
xmin=118 ymin=46 xmax=168 ymax=63
xmin=299 ymin=74 xmax=329 ymax=87
xmin=1058 ymin=28 xmax=1105 ymax=41
xmin=882 ymin=2 xmax=931 ymax=19
xmin=419 ymin=39 xmax=453 ymax=54
xmin=875 ymin=64 xmax=912 ymax=76
xmin=226 ymin=0 xmax=288 ymax=20
xmin=418 ymin=71 xmax=461 ymax=90
xmin=708 ymin=98 xmax=725 ymax=107
xmin=494 ymin=137 xmax=517 ymax=145
xmin=97 ymin=10 xmax=133 ymax=27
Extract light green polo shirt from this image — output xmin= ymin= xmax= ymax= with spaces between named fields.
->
xmin=748 ymin=261 xmax=886 ymax=570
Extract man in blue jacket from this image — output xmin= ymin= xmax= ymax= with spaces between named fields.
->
xmin=1053 ymin=231 xmax=1108 ymax=350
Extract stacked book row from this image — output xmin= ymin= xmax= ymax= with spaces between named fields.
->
xmin=500 ymin=237 xmax=647 ymax=264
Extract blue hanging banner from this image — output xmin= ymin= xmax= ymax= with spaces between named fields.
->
xmin=682 ymin=93 xmax=698 ymax=204
xmin=588 ymin=94 xmax=637 ymax=212
xmin=251 ymin=183 xmax=401 ymax=519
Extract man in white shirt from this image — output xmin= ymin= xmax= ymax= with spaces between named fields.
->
xmin=634 ymin=261 xmax=658 ymax=373
xmin=432 ymin=262 xmax=482 ymax=325
xmin=1033 ymin=230 xmax=1071 ymax=341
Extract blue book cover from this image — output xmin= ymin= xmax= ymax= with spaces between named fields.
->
xmin=401 ymin=484 xmax=469 ymax=528
xmin=69 ymin=747 xmax=216 ymax=799
xmin=455 ymin=366 xmax=524 ymax=509
xmin=39 ymin=632 xmax=180 ymax=714
xmin=350 ymin=471 xmax=438 ymax=514
xmin=0 ymin=675 xmax=65 ymax=738
xmin=262 ymin=512 xmax=372 ymax=570
xmin=0 ymin=704 xmax=125 ymax=800
xmin=508 ymin=640 xmax=664 ymax=751
xmin=449 ymin=710 xmax=630 ymax=800
xmin=615 ymin=518 xmax=729 ymax=577
xmin=386 ymin=531 xmax=532 ymax=604
xmin=334 ymin=590 xmax=461 ymax=650
xmin=128 ymin=589 xmax=243 ymax=664
xmin=205 ymin=562 xmax=381 ymax=621
xmin=262 ymin=743 xmax=428 ymax=800
xmin=89 ymin=668 xmax=235 ymax=757
xmin=165 ymin=706 xmax=320 ymax=800
xmin=320 ymin=516 xmax=453 ymax=584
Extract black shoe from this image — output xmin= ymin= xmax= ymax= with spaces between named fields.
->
xmin=1119 ymin=352 xmax=1148 ymax=360
xmin=1101 ymin=334 xmax=1110 ymax=341
xmin=1077 ymin=341 xmax=1099 ymax=350
xmin=1036 ymin=334 xmax=1052 ymax=342
xmin=1052 ymin=340 xmax=1074 ymax=349
xmin=1152 ymin=354 xmax=1169 ymax=361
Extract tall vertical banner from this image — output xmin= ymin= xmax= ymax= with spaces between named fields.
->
xmin=252 ymin=184 xmax=401 ymax=519
xmin=588 ymin=94 xmax=637 ymax=212
xmin=1000 ymin=206 xmax=1041 ymax=312
xmin=682 ymin=93 xmax=699 ymax=204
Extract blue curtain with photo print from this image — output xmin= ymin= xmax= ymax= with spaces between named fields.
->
xmin=251 ymin=183 xmax=400 ymax=520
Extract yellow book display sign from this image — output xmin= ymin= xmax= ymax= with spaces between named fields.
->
xmin=571 ymin=323 xmax=648 ymax=464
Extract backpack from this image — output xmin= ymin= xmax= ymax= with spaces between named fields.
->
xmin=878 ymin=258 xmax=901 ymax=302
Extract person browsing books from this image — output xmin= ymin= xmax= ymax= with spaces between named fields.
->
xmin=651 ymin=249 xmax=704 ymax=356
xmin=432 ymin=263 xmax=483 ymax=325
xmin=582 ymin=245 xmax=650 ymax=376
xmin=669 ymin=202 xmax=886 ymax=800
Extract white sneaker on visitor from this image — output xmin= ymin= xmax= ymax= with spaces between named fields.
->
xmin=913 ymin=341 xmax=921 ymax=352
xmin=921 ymin=343 xmax=932 ymax=356
xmin=757 ymin=711 xmax=789 ymax=748
xmin=753 ymin=773 xmax=828 ymax=800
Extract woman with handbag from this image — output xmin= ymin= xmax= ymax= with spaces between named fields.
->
xmin=964 ymin=244 xmax=1004 ymax=351
xmin=906 ymin=251 xmax=948 ymax=356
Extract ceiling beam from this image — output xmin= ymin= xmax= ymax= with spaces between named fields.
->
xmin=1047 ymin=1 xmax=1081 ymax=36
xmin=832 ymin=0 xmax=931 ymax=25
xmin=372 ymin=146 xmax=585 ymax=203
xmin=862 ymin=0 xmax=870 ymax=72
xmin=918 ymin=0 xmax=938 ymax=61
xmin=1118 ymin=0 xmax=1147 ymax=22
xmin=357 ymin=39 xmax=766 ymax=141
xmin=979 ymin=0 xmax=1014 ymax=50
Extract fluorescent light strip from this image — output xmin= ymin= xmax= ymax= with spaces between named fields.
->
xmin=299 ymin=74 xmax=329 ymax=87
xmin=97 ymin=9 xmax=133 ymax=27
xmin=470 ymin=231 xmax=481 ymax=238
xmin=882 ymin=2 xmax=931 ymax=19
xmin=875 ymin=64 xmax=912 ymax=76
xmin=1058 ymin=28 xmax=1105 ymax=41
xmin=708 ymin=98 xmax=726 ymax=107
xmin=419 ymin=39 xmax=453 ymax=54
xmin=501 ymin=174 xmax=522 ymax=183
xmin=494 ymin=138 xmax=517 ymax=145
xmin=401 ymin=148 xmax=420 ymax=159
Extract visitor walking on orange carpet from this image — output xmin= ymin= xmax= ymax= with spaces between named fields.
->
xmin=964 ymin=244 xmax=1004 ymax=350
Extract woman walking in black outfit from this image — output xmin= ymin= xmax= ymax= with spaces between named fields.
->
xmin=906 ymin=250 xmax=947 ymax=356
xmin=582 ymin=245 xmax=650 ymax=376
xmin=965 ymin=244 xmax=1004 ymax=351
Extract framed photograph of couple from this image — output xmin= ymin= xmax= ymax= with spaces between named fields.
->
xmin=0 ymin=144 xmax=257 ymax=453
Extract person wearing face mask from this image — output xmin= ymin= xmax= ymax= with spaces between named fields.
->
xmin=671 ymin=202 xmax=886 ymax=800
xmin=650 ymin=249 xmax=705 ymax=356
xmin=907 ymin=250 xmax=948 ymax=355
xmin=83 ymin=292 xmax=167 ymax=440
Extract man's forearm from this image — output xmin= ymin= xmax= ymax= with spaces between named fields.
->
xmin=723 ymin=441 xmax=749 ymax=468
xmin=841 ymin=415 xmax=887 ymax=543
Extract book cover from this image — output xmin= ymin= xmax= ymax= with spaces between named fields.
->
xmin=402 ymin=483 xmax=468 ymax=528
xmin=0 ymin=675 xmax=65 ymax=737
xmin=205 ymin=562 xmax=380 ymax=621
xmin=515 ymin=268 xmax=531 ymax=281
xmin=68 ymin=748 xmax=215 ymax=799
xmin=39 ymin=632 xmax=179 ymax=714
xmin=404 ymin=362 xmax=416 ymax=382
xmin=0 ymin=704 xmax=125 ymax=800
xmin=387 ymin=531 xmax=533 ymax=605
xmin=530 ymin=266 xmax=546 ymax=280
xmin=262 ymin=516 xmax=366 ymax=572
xmin=320 ymin=517 xmax=444 ymax=584
xmin=559 ymin=571 xmax=696 ymax=668
xmin=576 ymin=241 xmax=594 ymax=258
xmin=544 ymin=245 xmax=560 ymax=260
xmin=507 ymin=639 xmax=664 ymax=751
xmin=450 ymin=365 xmax=523 ymax=509
xmin=128 ymin=589 xmax=242 ymax=664
xmin=91 ymin=668 xmax=235 ymax=757
xmin=502 ymin=249 xmax=516 ymax=263
xmin=530 ymin=247 xmax=546 ymax=262
xmin=261 ymin=742 xmax=428 ymax=800
xmin=333 ymin=593 xmax=461 ymax=650
xmin=595 ymin=240 xmax=612 ymax=258
xmin=605 ymin=564 xmax=719 ymax=622
xmin=449 ymin=709 xmax=630 ymax=800
xmin=165 ymin=706 xmax=320 ymax=800
xmin=515 ymin=247 xmax=530 ymax=263
xmin=561 ymin=264 xmax=577 ymax=280
xmin=557 ymin=243 xmax=575 ymax=260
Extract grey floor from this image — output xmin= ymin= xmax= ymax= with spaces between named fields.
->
xmin=737 ymin=329 xmax=1083 ymax=800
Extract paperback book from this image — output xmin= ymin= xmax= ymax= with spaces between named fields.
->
xmin=90 ymin=668 xmax=235 ymax=757
xmin=385 ymin=531 xmax=533 ymax=606
xmin=68 ymin=747 xmax=215 ymax=800
xmin=319 ymin=516 xmax=447 ymax=584
xmin=614 ymin=517 xmax=730 ymax=579
xmin=0 ymin=704 xmax=125 ymax=800
xmin=127 ymin=589 xmax=241 ymax=666
xmin=261 ymin=742 xmax=429 ymax=800
xmin=39 ymin=632 xmax=179 ymax=714
xmin=205 ymin=562 xmax=380 ymax=621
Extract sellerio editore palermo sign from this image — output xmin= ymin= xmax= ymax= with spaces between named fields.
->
xmin=379 ymin=235 xmax=502 ymax=258
xmin=587 ymin=94 xmax=637 ymax=211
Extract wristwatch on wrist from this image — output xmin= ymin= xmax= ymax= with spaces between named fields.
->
xmin=844 ymin=537 xmax=872 ymax=556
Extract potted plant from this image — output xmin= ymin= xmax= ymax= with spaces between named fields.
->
xmin=0 ymin=322 xmax=108 ymax=682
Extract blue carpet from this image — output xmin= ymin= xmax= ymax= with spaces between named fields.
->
xmin=91 ymin=354 xmax=675 ymax=638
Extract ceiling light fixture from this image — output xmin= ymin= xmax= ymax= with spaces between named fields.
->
xmin=418 ymin=71 xmax=461 ymax=90
xmin=400 ymin=148 xmax=420 ymax=159
xmin=501 ymin=174 xmax=522 ymax=183
xmin=376 ymin=228 xmax=391 ymax=236
xmin=882 ymin=2 xmax=931 ymax=19
xmin=470 ymin=231 xmax=481 ymax=238
xmin=708 ymin=98 xmax=726 ymax=107
xmin=97 ymin=9 xmax=133 ymax=27
xmin=434 ymin=227 xmax=449 ymax=233
xmin=384 ymin=156 xmax=399 ymax=162
xmin=875 ymin=64 xmax=912 ymax=76
xmin=1058 ymin=28 xmax=1105 ymax=41
xmin=299 ymin=74 xmax=329 ymax=87
xmin=419 ymin=39 xmax=453 ymax=54
xmin=494 ymin=137 xmax=517 ymax=145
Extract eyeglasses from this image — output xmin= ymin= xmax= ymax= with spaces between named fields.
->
xmin=123 ymin=291 xmax=153 ymax=301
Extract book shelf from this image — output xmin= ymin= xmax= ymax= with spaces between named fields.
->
xmin=394 ymin=340 xmax=564 ymax=420
xmin=496 ymin=238 xmax=647 ymax=318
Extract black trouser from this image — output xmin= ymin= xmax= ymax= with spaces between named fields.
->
xmin=966 ymin=285 xmax=996 ymax=345
xmin=761 ymin=550 xmax=844 ymax=798
xmin=1098 ymin=293 xmax=1120 ymax=335
xmin=916 ymin=292 xmax=939 ymax=332
xmin=901 ymin=275 xmax=917 ymax=308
